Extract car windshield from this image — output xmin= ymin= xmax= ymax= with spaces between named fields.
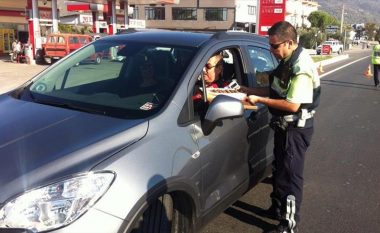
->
xmin=23 ymin=39 xmax=196 ymax=119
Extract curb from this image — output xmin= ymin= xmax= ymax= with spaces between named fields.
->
xmin=317 ymin=54 xmax=349 ymax=66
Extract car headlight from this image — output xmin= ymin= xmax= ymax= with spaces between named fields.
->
xmin=0 ymin=171 xmax=115 ymax=232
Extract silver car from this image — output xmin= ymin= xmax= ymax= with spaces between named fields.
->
xmin=0 ymin=30 xmax=275 ymax=233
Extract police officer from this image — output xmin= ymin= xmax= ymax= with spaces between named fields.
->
xmin=244 ymin=21 xmax=321 ymax=233
xmin=371 ymin=40 xmax=380 ymax=87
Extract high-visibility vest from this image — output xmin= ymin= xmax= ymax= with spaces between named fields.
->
xmin=372 ymin=44 xmax=380 ymax=65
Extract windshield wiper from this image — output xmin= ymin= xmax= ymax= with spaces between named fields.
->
xmin=34 ymin=99 xmax=107 ymax=115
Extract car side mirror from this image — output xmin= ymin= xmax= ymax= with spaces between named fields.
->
xmin=201 ymin=95 xmax=244 ymax=136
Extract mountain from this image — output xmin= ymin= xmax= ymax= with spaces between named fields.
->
xmin=316 ymin=0 xmax=380 ymax=25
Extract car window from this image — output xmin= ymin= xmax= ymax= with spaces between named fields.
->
xmin=247 ymin=46 xmax=276 ymax=87
xmin=191 ymin=47 xmax=245 ymax=121
xmin=27 ymin=41 xmax=197 ymax=119
xmin=69 ymin=36 xmax=79 ymax=44
xmin=48 ymin=36 xmax=56 ymax=43
xmin=57 ymin=36 xmax=65 ymax=43
xmin=79 ymin=37 xmax=89 ymax=44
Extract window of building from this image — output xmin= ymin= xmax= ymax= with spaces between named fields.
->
xmin=205 ymin=8 xmax=227 ymax=21
xmin=248 ymin=5 xmax=256 ymax=16
xmin=172 ymin=7 xmax=197 ymax=20
xmin=132 ymin=6 xmax=139 ymax=19
xmin=145 ymin=7 xmax=165 ymax=20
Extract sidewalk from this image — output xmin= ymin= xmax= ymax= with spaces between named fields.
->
xmin=0 ymin=56 xmax=48 ymax=94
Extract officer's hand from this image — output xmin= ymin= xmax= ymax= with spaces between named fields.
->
xmin=246 ymin=95 xmax=260 ymax=105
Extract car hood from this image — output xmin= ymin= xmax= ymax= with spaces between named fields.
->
xmin=0 ymin=95 xmax=148 ymax=203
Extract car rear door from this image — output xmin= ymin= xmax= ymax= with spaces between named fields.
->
xmin=242 ymin=44 xmax=276 ymax=182
xmin=44 ymin=35 xmax=57 ymax=57
xmin=54 ymin=35 xmax=67 ymax=58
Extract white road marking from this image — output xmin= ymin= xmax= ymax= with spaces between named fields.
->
xmin=319 ymin=56 xmax=370 ymax=78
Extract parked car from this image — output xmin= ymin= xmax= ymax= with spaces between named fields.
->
xmin=0 ymin=30 xmax=276 ymax=233
xmin=42 ymin=33 xmax=92 ymax=64
xmin=316 ymin=40 xmax=344 ymax=55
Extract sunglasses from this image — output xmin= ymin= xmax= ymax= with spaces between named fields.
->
xmin=269 ymin=40 xmax=288 ymax=49
xmin=206 ymin=60 xmax=223 ymax=70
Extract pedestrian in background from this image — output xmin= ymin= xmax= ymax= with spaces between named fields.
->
xmin=243 ymin=21 xmax=321 ymax=233
xmin=11 ymin=39 xmax=18 ymax=62
xmin=371 ymin=40 xmax=380 ymax=87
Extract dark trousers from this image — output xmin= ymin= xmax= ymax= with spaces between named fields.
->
xmin=374 ymin=64 xmax=380 ymax=86
xmin=272 ymin=125 xmax=314 ymax=224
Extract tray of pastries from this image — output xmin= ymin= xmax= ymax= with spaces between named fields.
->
xmin=207 ymin=88 xmax=247 ymax=100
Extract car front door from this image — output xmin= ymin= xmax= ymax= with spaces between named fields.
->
xmin=187 ymin=45 xmax=252 ymax=213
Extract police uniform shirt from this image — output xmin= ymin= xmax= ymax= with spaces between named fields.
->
xmin=271 ymin=48 xmax=320 ymax=105
xmin=372 ymin=44 xmax=380 ymax=65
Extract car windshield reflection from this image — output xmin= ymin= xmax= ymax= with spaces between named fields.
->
xmin=25 ymin=40 xmax=196 ymax=119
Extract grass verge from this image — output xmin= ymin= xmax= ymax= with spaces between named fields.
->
xmin=312 ymin=55 xmax=333 ymax=63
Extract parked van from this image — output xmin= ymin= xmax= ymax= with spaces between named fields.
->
xmin=43 ymin=33 xmax=92 ymax=64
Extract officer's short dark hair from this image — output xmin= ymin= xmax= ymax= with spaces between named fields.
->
xmin=268 ymin=21 xmax=297 ymax=43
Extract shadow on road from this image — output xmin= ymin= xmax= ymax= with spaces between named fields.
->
xmin=322 ymin=79 xmax=380 ymax=91
xmin=223 ymin=177 xmax=278 ymax=232
xmin=224 ymin=200 xmax=277 ymax=232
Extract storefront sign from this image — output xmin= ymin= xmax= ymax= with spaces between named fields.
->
xmin=80 ymin=15 xmax=93 ymax=25
xmin=129 ymin=19 xmax=145 ymax=29
xmin=98 ymin=21 xmax=108 ymax=29
xmin=257 ymin=0 xmax=286 ymax=35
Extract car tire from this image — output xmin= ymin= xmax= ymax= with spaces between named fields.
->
xmin=130 ymin=194 xmax=190 ymax=233
xmin=95 ymin=55 xmax=101 ymax=64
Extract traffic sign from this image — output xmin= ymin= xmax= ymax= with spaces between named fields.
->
xmin=326 ymin=25 xmax=339 ymax=33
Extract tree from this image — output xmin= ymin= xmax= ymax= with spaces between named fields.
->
xmin=308 ymin=11 xmax=339 ymax=32
xmin=364 ymin=23 xmax=378 ymax=41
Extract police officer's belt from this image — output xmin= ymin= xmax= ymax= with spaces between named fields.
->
xmin=283 ymin=110 xmax=315 ymax=122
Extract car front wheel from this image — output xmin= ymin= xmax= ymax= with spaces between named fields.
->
xmin=130 ymin=194 xmax=191 ymax=233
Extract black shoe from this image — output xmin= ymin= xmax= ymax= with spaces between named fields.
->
xmin=265 ymin=204 xmax=282 ymax=220
xmin=265 ymin=223 xmax=298 ymax=233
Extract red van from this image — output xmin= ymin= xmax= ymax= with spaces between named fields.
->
xmin=43 ymin=33 xmax=92 ymax=64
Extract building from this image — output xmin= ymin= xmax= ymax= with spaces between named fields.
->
xmin=285 ymin=0 xmax=319 ymax=28
xmin=235 ymin=0 xmax=257 ymax=33
xmin=63 ymin=0 xmax=236 ymax=32
xmin=0 ymin=0 xmax=319 ymax=58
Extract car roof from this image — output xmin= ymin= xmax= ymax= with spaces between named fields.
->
xmin=47 ymin=33 xmax=91 ymax=37
xmin=104 ymin=29 xmax=268 ymax=48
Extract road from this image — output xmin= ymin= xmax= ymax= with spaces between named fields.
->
xmin=201 ymin=48 xmax=380 ymax=232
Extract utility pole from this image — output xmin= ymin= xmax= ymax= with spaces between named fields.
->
xmin=340 ymin=4 xmax=345 ymax=34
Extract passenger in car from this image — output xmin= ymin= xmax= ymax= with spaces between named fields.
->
xmin=193 ymin=52 xmax=230 ymax=101
xmin=204 ymin=52 xmax=229 ymax=88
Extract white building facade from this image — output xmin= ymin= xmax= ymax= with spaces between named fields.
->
xmin=234 ymin=0 xmax=258 ymax=32
xmin=285 ymin=0 xmax=319 ymax=28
